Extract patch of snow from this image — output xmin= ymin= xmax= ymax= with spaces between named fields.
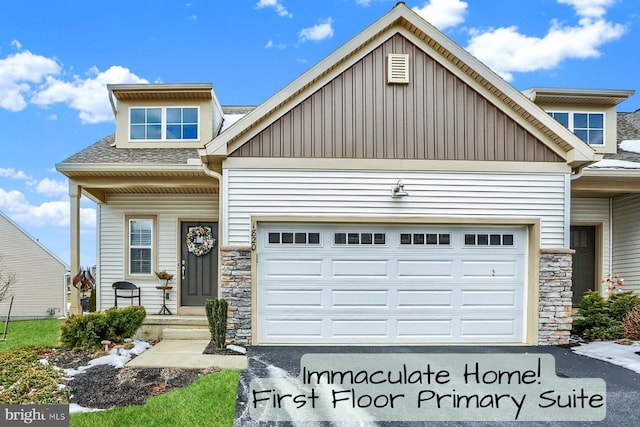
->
xmin=220 ymin=114 xmax=246 ymax=131
xmin=65 ymin=340 xmax=152 ymax=377
xmin=39 ymin=359 xmax=49 ymax=365
xmin=226 ymin=344 xmax=246 ymax=354
xmin=588 ymin=159 xmax=640 ymax=169
xmin=572 ymin=341 xmax=640 ymax=374
xmin=69 ymin=403 xmax=103 ymax=414
xmin=266 ymin=365 xmax=290 ymax=378
xmin=620 ymin=140 xmax=640 ymax=154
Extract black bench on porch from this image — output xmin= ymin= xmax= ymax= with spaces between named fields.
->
xmin=112 ymin=281 xmax=141 ymax=307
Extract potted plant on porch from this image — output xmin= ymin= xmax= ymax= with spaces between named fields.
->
xmin=155 ymin=270 xmax=174 ymax=286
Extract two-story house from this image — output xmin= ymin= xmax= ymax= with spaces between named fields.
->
xmin=56 ymin=3 xmax=638 ymax=347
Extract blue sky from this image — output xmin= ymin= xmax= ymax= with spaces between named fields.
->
xmin=0 ymin=0 xmax=639 ymax=268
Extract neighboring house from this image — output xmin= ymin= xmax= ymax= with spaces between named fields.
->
xmin=0 ymin=210 xmax=68 ymax=320
xmin=56 ymin=3 xmax=637 ymax=346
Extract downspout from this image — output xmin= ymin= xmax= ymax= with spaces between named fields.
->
xmin=200 ymin=158 xmax=224 ymax=298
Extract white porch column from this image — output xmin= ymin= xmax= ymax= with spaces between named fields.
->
xmin=69 ymin=180 xmax=82 ymax=315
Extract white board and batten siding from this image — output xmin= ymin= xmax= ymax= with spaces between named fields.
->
xmin=98 ymin=194 xmax=218 ymax=313
xmin=225 ymin=169 xmax=569 ymax=247
xmin=612 ymin=194 xmax=640 ymax=294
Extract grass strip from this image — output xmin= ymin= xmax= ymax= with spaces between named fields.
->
xmin=70 ymin=369 xmax=240 ymax=427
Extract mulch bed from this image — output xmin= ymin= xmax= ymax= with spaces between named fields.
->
xmin=45 ymin=346 xmax=220 ymax=410
xmin=202 ymin=341 xmax=246 ymax=356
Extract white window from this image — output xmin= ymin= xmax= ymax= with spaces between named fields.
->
xmin=130 ymin=107 xmax=199 ymax=141
xmin=548 ymin=111 xmax=604 ymax=146
xmin=127 ymin=217 xmax=155 ymax=276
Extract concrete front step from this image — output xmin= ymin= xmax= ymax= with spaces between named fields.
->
xmin=163 ymin=328 xmax=211 ymax=340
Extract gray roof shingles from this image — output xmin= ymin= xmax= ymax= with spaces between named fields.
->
xmin=58 ymin=134 xmax=200 ymax=165
xmin=609 ymin=110 xmax=640 ymax=162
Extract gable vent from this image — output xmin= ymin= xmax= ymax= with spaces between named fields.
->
xmin=387 ymin=54 xmax=409 ymax=84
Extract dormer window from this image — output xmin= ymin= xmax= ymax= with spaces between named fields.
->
xmin=130 ymin=107 xmax=199 ymax=141
xmin=548 ymin=111 xmax=604 ymax=146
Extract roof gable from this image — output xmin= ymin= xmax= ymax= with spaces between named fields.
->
xmin=231 ymin=33 xmax=562 ymax=163
xmin=203 ymin=3 xmax=596 ymax=168
xmin=0 ymin=211 xmax=68 ymax=269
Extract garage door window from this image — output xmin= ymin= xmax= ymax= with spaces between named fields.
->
xmin=334 ymin=232 xmax=386 ymax=245
xmin=464 ymin=233 xmax=514 ymax=246
xmin=268 ymin=232 xmax=320 ymax=245
xmin=400 ymin=233 xmax=450 ymax=246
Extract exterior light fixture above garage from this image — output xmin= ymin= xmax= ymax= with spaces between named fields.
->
xmin=391 ymin=180 xmax=408 ymax=198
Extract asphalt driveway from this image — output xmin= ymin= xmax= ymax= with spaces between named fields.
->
xmin=234 ymin=345 xmax=640 ymax=427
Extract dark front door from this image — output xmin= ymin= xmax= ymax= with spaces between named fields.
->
xmin=570 ymin=226 xmax=596 ymax=305
xmin=181 ymin=222 xmax=218 ymax=306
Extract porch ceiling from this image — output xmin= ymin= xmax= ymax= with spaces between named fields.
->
xmin=572 ymin=173 xmax=640 ymax=197
xmin=64 ymin=169 xmax=219 ymax=203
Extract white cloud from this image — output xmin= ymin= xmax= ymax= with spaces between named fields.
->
xmin=558 ymin=0 xmax=615 ymax=18
xmin=265 ymin=40 xmax=274 ymax=48
xmin=467 ymin=17 xmax=624 ymax=81
xmin=0 ymin=167 xmax=31 ymax=180
xmin=31 ymin=65 xmax=148 ymax=124
xmin=465 ymin=0 xmax=624 ymax=81
xmin=0 ymin=49 xmax=61 ymax=111
xmin=0 ymin=44 xmax=148 ymax=124
xmin=256 ymin=0 xmax=293 ymax=18
xmin=10 ymin=40 xmax=22 ymax=50
xmin=0 ymin=187 xmax=95 ymax=228
xmin=33 ymin=178 xmax=68 ymax=198
xmin=299 ymin=18 xmax=334 ymax=42
xmin=412 ymin=0 xmax=468 ymax=30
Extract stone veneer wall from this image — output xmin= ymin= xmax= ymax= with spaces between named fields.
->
xmin=538 ymin=249 xmax=574 ymax=345
xmin=220 ymin=246 xmax=252 ymax=345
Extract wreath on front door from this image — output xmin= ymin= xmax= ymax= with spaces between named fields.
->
xmin=186 ymin=226 xmax=216 ymax=256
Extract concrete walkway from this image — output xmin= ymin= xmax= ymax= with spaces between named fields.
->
xmin=126 ymin=339 xmax=248 ymax=370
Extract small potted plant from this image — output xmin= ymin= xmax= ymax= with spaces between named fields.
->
xmin=155 ymin=270 xmax=174 ymax=286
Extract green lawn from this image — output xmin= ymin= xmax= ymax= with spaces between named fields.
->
xmin=70 ymin=369 xmax=240 ymax=427
xmin=0 ymin=318 xmax=241 ymax=427
xmin=0 ymin=318 xmax=62 ymax=351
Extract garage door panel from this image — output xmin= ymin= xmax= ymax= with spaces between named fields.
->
xmin=461 ymin=260 xmax=518 ymax=278
xmin=263 ymin=259 xmax=323 ymax=277
xmin=396 ymin=320 xmax=453 ymax=338
xmin=331 ymin=260 xmax=389 ymax=277
xmin=258 ymin=224 xmax=527 ymax=344
xmin=461 ymin=290 xmax=518 ymax=308
xmin=263 ymin=319 xmax=324 ymax=338
xmin=263 ymin=289 xmax=323 ymax=308
xmin=397 ymin=260 xmax=454 ymax=278
xmin=396 ymin=290 xmax=453 ymax=307
xmin=331 ymin=290 xmax=388 ymax=308
xmin=331 ymin=320 xmax=388 ymax=337
xmin=460 ymin=319 xmax=518 ymax=338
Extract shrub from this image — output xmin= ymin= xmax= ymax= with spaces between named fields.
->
xmin=608 ymin=291 xmax=640 ymax=321
xmin=88 ymin=288 xmax=97 ymax=312
xmin=622 ymin=306 xmax=640 ymax=341
xmin=60 ymin=306 xmax=146 ymax=350
xmin=205 ymin=298 xmax=228 ymax=349
xmin=572 ymin=290 xmax=640 ymax=341
xmin=572 ymin=290 xmax=622 ymax=341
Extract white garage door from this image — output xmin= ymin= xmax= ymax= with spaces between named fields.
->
xmin=257 ymin=223 xmax=527 ymax=344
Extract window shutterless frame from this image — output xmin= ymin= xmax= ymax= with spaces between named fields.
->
xmin=129 ymin=106 xmax=200 ymax=141
xmin=125 ymin=216 xmax=157 ymax=278
xmin=547 ymin=110 xmax=605 ymax=146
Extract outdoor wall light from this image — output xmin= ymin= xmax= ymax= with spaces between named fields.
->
xmin=391 ymin=180 xmax=408 ymax=198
